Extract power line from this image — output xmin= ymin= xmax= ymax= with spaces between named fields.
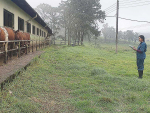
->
xmin=120 ymin=2 xmax=150 ymax=5
xmin=119 ymin=23 xmax=150 ymax=30
xmin=104 ymin=5 xmax=116 ymax=16
xmin=105 ymin=7 xmax=116 ymax=13
xmin=120 ymin=0 xmax=150 ymax=4
xmin=119 ymin=1 xmax=150 ymax=4
xmin=106 ymin=16 xmax=150 ymax=23
xmin=105 ymin=8 xmax=116 ymax=14
xmin=119 ymin=0 xmax=150 ymax=8
xmin=104 ymin=5 xmax=116 ymax=12
xmin=104 ymin=0 xmax=150 ymax=14
xmin=119 ymin=17 xmax=150 ymax=23
xmin=103 ymin=3 xmax=116 ymax=11
xmin=106 ymin=16 xmax=116 ymax=17
xmin=120 ymin=3 xmax=150 ymax=8
xmin=105 ymin=9 xmax=116 ymax=15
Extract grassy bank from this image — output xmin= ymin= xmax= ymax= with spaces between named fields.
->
xmin=0 ymin=43 xmax=150 ymax=113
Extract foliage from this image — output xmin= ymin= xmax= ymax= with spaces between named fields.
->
xmin=59 ymin=0 xmax=105 ymax=45
xmin=102 ymin=23 xmax=139 ymax=43
xmin=35 ymin=4 xmax=61 ymax=35
xmin=36 ymin=0 xmax=105 ymax=45
xmin=102 ymin=23 xmax=116 ymax=42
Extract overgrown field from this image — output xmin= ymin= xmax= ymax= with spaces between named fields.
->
xmin=0 ymin=43 xmax=150 ymax=113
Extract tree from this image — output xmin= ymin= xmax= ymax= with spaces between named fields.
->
xmin=102 ymin=24 xmax=140 ymax=43
xmin=59 ymin=0 xmax=105 ymax=45
xmin=124 ymin=30 xmax=135 ymax=43
xmin=35 ymin=0 xmax=105 ymax=45
xmin=134 ymin=32 xmax=139 ymax=43
xmin=35 ymin=4 xmax=61 ymax=44
xmin=101 ymin=23 xmax=116 ymax=42
xmin=35 ymin=4 xmax=60 ymax=34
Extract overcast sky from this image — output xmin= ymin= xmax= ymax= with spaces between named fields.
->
xmin=26 ymin=0 xmax=150 ymax=33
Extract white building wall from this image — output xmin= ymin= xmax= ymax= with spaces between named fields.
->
xmin=0 ymin=0 xmax=48 ymax=40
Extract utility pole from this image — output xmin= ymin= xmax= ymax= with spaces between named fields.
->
xmin=116 ymin=0 xmax=119 ymax=53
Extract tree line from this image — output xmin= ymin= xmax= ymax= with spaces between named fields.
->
xmin=35 ymin=0 xmax=105 ymax=45
xmin=102 ymin=23 xmax=139 ymax=43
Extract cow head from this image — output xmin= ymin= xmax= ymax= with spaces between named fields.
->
xmin=15 ymin=30 xmax=20 ymax=40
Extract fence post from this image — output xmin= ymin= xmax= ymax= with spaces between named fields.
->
xmin=41 ymin=41 xmax=43 ymax=48
xmin=41 ymin=41 xmax=42 ymax=48
xmin=26 ymin=45 xmax=28 ymax=54
xmin=36 ymin=40 xmax=37 ymax=51
xmin=32 ymin=40 xmax=33 ymax=52
xmin=4 ymin=42 xmax=8 ymax=64
xmin=28 ymin=41 xmax=30 ymax=53
xmin=39 ymin=40 xmax=40 ymax=49
xmin=18 ymin=42 xmax=21 ymax=57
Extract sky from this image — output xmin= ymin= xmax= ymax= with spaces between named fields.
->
xmin=26 ymin=0 xmax=150 ymax=34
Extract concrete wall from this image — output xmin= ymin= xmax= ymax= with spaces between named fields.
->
xmin=0 ymin=0 xmax=48 ymax=40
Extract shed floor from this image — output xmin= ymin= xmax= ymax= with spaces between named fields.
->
xmin=0 ymin=51 xmax=44 ymax=84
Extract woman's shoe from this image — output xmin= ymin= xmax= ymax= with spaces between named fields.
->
xmin=138 ymin=71 xmax=143 ymax=79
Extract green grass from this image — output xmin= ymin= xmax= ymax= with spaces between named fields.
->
xmin=0 ymin=43 xmax=150 ymax=113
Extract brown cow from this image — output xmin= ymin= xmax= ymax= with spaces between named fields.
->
xmin=5 ymin=27 xmax=16 ymax=58
xmin=15 ymin=30 xmax=24 ymax=46
xmin=0 ymin=27 xmax=6 ymax=53
xmin=0 ymin=28 xmax=5 ymax=41
xmin=0 ymin=27 xmax=15 ymax=41
xmin=23 ymin=32 xmax=30 ymax=53
xmin=23 ymin=33 xmax=30 ymax=46
xmin=5 ymin=27 xmax=15 ymax=50
xmin=5 ymin=27 xmax=15 ymax=41
xmin=0 ymin=27 xmax=15 ymax=59
xmin=15 ymin=30 xmax=30 ymax=54
xmin=24 ymin=32 xmax=30 ymax=46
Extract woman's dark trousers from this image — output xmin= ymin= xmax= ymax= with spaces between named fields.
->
xmin=137 ymin=59 xmax=144 ymax=79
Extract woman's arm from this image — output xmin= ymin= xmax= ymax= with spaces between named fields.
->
xmin=137 ymin=50 xmax=143 ymax=53
xmin=133 ymin=47 xmax=142 ymax=53
xmin=133 ymin=43 xmax=146 ymax=53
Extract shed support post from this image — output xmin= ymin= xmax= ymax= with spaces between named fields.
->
xmin=36 ymin=40 xmax=37 ymax=51
xmin=26 ymin=45 xmax=28 ymax=54
xmin=28 ymin=41 xmax=30 ymax=53
xmin=18 ymin=42 xmax=21 ymax=58
xmin=39 ymin=40 xmax=40 ymax=49
xmin=32 ymin=40 xmax=33 ymax=52
xmin=4 ymin=42 xmax=8 ymax=64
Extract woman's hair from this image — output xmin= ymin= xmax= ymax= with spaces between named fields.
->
xmin=139 ymin=35 xmax=145 ymax=42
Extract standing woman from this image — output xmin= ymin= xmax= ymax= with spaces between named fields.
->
xmin=133 ymin=35 xmax=147 ymax=79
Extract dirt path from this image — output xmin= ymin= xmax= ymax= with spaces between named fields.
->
xmin=0 ymin=51 xmax=44 ymax=84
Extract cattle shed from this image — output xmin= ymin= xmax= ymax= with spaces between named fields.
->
xmin=0 ymin=0 xmax=52 ymax=40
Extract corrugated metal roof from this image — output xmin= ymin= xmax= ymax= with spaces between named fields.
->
xmin=11 ymin=0 xmax=52 ymax=34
